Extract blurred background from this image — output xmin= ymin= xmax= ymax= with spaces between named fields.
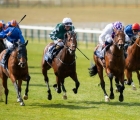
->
xmin=0 ymin=0 xmax=140 ymax=44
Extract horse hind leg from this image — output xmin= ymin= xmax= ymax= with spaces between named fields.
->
xmin=13 ymin=81 xmax=25 ymax=106
xmin=23 ymin=75 xmax=31 ymax=100
xmin=70 ymin=73 xmax=80 ymax=94
xmin=2 ymin=77 xmax=9 ymax=104
xmin=42 ymin=65 xmax=52 ymax=100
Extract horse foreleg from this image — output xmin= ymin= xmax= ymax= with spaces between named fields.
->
xmin=117 ymin=75 xmax=125 ymax=102
xmin=125 ymin=69 xmax=136 ymax=90
xmin=2 ymin=77 xmax=9 ymax=104
xmin=61 ymin=80 xmax=67 ymax=100
xmin=13 ymin=81 xmax=25 ymax=106
xmin=108 ymin=73 xmax=114 ymax=99
xmin=70 ymin=72 xmax=80 ymax=94
xmin=54 ymin=77 xmax=61 ymax=93
xmin=23 ymin=75 xmax=31 ymax=100
xmin=125 ymin=69 xmax=133 ymax=85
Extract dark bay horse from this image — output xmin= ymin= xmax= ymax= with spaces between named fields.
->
xmin=125 ymin=34 xmax=140 ymax=89
xmin=42 ymin=31 xmax=80 ymax=100
xmin=90 ymin=30 xmax=125 ymax=102
xmin=0 ymin=41 xmax=30 ymax=106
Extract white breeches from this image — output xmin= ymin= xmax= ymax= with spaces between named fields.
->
xmin=3 ymin=39 xmax=13 ymax=49
xmin=105 ymin=34 xmax=113 ymax=44
xmin=54 ymin=40 xmax=64 ymax=46
xmin=48 ymin=40 xmax=64 ymax=51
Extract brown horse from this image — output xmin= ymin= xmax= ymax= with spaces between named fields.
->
xmin=89 ymin=30 xmax=125 ymax=102
xmin=0 ymin=41 xmax=30 ymax=106
xmin=125 ymin=34 xmax=140 ymax=89
xmin=42 ymin=31 xmax=80 ymax=100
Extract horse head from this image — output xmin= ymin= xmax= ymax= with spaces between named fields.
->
xmin=17 ymin=41 xmax=28 ymax=68
xmin=113 ymin=30 xmax=125 ymax=50
xmin=64 ymin=31 xmax=77 ymax=55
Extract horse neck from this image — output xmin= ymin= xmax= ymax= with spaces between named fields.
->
xmin=59 ymin=46 xmax=75 ymax=63
xmin=130 ymin=37 xmax=140 ymax=54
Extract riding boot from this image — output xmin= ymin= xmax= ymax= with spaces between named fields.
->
xmin=1 ymin=49 xmax=10 ymax=68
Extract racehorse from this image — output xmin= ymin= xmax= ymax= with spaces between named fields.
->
xmin=42 ymin=31 xmax=80 ymax=100
xmin=0 ymin=41 xmax=30 ymax=106
xmin=89 ymin=30 xmax=125 ymax=102
xmin=125 ymin=33 xmax=140 ymax=89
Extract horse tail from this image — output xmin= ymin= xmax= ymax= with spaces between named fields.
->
xmin=88 ymin=63 xmax=98 ymax=77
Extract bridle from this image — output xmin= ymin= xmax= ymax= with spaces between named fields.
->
xmin=57 ymin=31 xmax=77 ymax=65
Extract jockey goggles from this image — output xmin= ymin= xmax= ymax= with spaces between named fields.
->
xmin=64 ymin=22 xmax=72 ymax=26
xmin=133 ymin=29 xmax=139 ymax=32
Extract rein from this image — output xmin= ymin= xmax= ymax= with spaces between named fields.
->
xmin=131 ymin=37 xmax=140 ymax=48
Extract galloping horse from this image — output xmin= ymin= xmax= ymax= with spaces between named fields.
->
xmin=0 ymin=41 xmax=30 ymax=106
xmin=42 ymin=31 xmax=80 ymax=100
xmin=90 ymin=30 xmax=125 ymax=102
xmin=125 ymin=33 xmax=140 ymax=89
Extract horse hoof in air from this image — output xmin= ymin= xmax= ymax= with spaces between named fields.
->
xmin=23 ymin=95 xmax=28 ymax=100
xmin=48 ymin=94 xmax=52 ymax=100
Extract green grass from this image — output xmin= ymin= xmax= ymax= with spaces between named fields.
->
xmin=0 ymin=40 xmax=140 ymax=120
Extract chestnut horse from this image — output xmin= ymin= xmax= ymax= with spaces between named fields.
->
xmin=42 ymin=31 xmax=80 ymax=100
xmin=90 ymin=30 xmax=125 ymax=102
xmin=0 ymin=41 xmax=30 ymax=106
xmin=125 ymin=34 xmax=140 ymax=89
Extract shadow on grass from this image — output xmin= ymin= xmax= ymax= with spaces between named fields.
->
xmin=28 ymin=100 xmax=140 ymax=109
xmin=68 ymin=100 xmax=140 ymax=107
xmin=29 ymin=102 xmax=97 ymax=109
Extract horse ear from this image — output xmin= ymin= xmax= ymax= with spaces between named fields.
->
xmin=24 ymin=40 xmax=28 ymax=46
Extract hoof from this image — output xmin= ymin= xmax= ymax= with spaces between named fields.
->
xmin=110 ymin=94 xmax=115 ymax=99
xmin=115 ymin=88 xmax=118 ymax=93
xmin=105 ymin=96 xmax=110 ymax=102
xmin=17 ymin=98 xmax=21 ymax=102
xmin=23 ymin=95 xmax=28 ymax=100
xmin=63 ymin=95 xmax=67 ymax=100
xmin=119 ymin=95 xmax=124 ymax=102
xmin=132 ymin=86 xmax=137 ymax=91
xmin=20 ymin=102 xmax=25 ymax=106
xmin=73 ymin=88 xmax=77 ymax=94
xmin=48 ymin=94 xmax=52 ymax=100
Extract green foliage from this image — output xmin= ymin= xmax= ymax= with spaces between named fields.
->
xmin=0 ymin=40 xmax=140 ymax=120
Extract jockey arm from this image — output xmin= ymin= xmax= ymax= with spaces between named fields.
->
xmin=99 ymin=23 xmax=113 ymax=46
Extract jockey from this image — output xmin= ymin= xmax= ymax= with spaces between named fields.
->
xmin=46 ymin=17 xmax=75 ymax=63
xmin=96 ymin=21 xmax=130 ymax=67
xmin=124 ymin=23 xmax=140 ymax=50
xmin=0 ymin=20 xmax=25 ymax=68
